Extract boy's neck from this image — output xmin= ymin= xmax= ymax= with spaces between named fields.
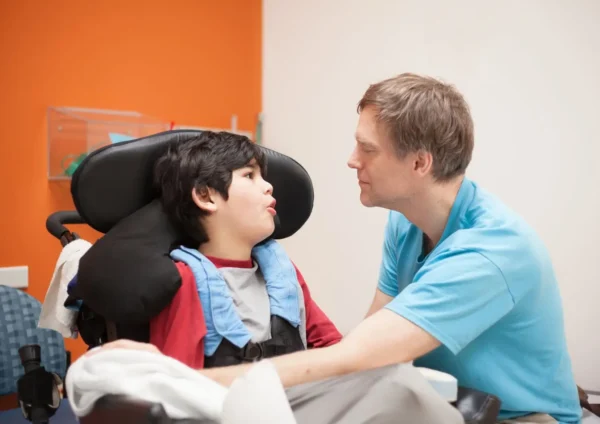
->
xmin=198 ymin=238 xmax=253 ymax=261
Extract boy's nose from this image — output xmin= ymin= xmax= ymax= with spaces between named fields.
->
xmin=264 ymin=180 xmax=273 ymax=195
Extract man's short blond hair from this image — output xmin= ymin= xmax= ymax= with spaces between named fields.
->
xmin=358 ymin=73 xmax=474 ymax=181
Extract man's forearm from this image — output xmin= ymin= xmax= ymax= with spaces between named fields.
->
xmin=201 ymin=342 xmax=356 ymax=388
xmin=269 ymin=342 xmax=358 ymax=387
xmin=270 ymin=309 xmax=439 ymax=388
xmin=199 ymin=309 xmax=440 ymax=388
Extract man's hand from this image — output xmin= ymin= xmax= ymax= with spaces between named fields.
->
xmin=85 ymin=339 xmax=162 ymax=356
xmin=83 ymin=339 xmax=237 ymax=385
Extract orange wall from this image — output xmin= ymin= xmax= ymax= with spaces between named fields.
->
xmin=0 ymin=1 xmax=262 ymax=363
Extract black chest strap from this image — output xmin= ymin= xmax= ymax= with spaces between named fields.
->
xmin=204 ymin=315 xmax=305 ymax=369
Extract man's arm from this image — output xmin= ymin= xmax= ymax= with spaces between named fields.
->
xmin=365 ymin=289 xmax=394 ymax=318
xmin=201 ymin=307 xmax=440 ymax=388
xmin=202 ymin=250 xmax=514 ymax=388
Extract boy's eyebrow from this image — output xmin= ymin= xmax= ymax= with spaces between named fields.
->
xmin=240 ymin=162 xmax=259 ymax=172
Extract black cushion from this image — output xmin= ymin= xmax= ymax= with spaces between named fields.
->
xmin=454 ymin=387 xmax=502 ymax=424
xmin=71 ymin=130 xmax=314 ymax=323
xmin=71 ymin=130 xmax=313 ymax=240
xmin=79 ymin=394 xmax=219 ymax=424
xmin=73 ymin=199 xmax=183 ymax=323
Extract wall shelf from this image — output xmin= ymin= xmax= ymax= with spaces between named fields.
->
xmin=47 ymin=107 xmax=171 ymax=180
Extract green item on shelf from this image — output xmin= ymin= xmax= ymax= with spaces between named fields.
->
xmin=58 ymin=133 xmax=133 ymax=178
xmin=62 ymin=153 xmax=87 ymax=177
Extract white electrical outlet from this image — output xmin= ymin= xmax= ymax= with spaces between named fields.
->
xmin=0 ymin=266 xmax=29 ymax=289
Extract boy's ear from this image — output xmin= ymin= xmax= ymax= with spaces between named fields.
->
xmin=192 ymin=186 xmax=218 ymax=213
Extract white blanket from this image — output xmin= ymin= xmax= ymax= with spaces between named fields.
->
xmin=66 ymin=348 xmax=457 ymax=423
xmin=65 ymin=348 xmax=296 ymax=423
xmin=39 ymin=238 xmax=92 ymax=338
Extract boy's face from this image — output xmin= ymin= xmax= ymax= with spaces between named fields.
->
xmin=198 ymin=159 xmax=276 ymax=247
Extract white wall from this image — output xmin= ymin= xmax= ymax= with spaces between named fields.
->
xmin=263 ymin=0 xmax=600 ymax=390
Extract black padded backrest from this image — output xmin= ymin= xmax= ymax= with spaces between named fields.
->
xmin=71 ymin=130 xmax=314 ymax=324
xmin=71 ymin=129 xmax=314 ymax=240
xmin=75 ymin=199 xmax=184 ymax=323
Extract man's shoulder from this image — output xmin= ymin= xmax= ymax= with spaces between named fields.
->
xmin=464 ymin=181 xmax=523 ymax=225
xmin=456 ymin=181 xmax=541 ymax=247
xmin=444 ymin=225 xmax=549 ymax=273
xmin=442 ymin=204 xmax=552 ymax=298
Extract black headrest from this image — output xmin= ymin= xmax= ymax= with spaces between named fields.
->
xmin=71 ymin=130 xmax=314 ymax=323
xmin=71 ymin=130 xmax=313 ymax=239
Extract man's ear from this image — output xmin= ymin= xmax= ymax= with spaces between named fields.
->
xmin=192 ymin=186 xmax=218 ymax=213
xmin=413 ymin=150 xmax=433 ymax=177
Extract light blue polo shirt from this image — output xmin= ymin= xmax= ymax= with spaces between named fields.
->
xmin=379 ymin=178 xmax=581 ymax=423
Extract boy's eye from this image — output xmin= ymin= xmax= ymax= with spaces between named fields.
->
xmin=245 ymin=172 xmax=254 ymax=179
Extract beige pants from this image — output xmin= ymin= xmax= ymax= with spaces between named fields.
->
xmin=498 ymin=413 xmax=557 ymax=423
xmin=286 ymin=363 xmax=464 ymax=424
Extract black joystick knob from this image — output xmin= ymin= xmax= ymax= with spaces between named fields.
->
xmin=19 ymin=345 xmax=42 ymax=374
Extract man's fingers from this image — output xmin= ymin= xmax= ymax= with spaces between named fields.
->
xmin=84 ymin=340 xmax=161 ymax=357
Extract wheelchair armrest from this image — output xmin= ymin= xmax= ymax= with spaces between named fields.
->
xmin=79 ymin=395 xmax=218 ymax=424
xmin=453 ymin=386 xmax=501 ymax=424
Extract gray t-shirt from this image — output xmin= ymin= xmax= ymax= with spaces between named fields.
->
xmin=219 ymin=262 xmax=307 ymax=347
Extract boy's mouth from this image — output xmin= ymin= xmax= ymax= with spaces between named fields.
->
xmin=267 ymin=199 xmax=277 ymax=216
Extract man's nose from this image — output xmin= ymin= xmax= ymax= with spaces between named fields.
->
xmin=347 ymin=149 xmax=360 ymax=169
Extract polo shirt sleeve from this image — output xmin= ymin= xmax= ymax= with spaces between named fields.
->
xmin=378 ymin=212 xmax=401 ymax=297
xmin=385 ymin=249 xmax=515 ymax=355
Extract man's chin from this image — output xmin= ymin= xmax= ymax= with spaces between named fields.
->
xmin=359 ymin=193 xmax=376 ymax=208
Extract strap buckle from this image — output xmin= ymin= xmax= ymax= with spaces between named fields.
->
xmin=241 ymin=342 xmax=263 ymax=362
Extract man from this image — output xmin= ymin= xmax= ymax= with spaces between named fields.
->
xmin=96 ymin=74 xmax=581 ymax=423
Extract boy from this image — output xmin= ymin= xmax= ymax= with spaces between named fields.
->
xmin=148 ymin=131 xmax=342 ymax=368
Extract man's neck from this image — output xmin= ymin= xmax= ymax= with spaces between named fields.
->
xmin=198 ymin=235 xmax=253 ymax=261
xmin=393 ymin=176 xmax=463 ymax=248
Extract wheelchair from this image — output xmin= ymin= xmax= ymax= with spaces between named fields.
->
xmin=43 ymin=130 xmax=501 ymax=424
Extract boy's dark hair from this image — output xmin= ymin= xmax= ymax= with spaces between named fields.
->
xmin=153 ymin=131 xmax=267 ymax=245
